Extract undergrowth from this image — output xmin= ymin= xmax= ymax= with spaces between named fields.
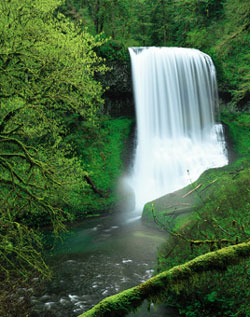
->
xmin=153 ymin=112 xmax=250 ymax=316
xmin=65 ymin=116 xmax=133 ymax=219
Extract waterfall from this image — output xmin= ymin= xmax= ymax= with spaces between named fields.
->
xmin=128 ymin=47 xmax=228 ymax=211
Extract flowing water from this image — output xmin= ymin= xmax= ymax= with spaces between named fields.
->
xmin=30 ymin=216 xmax=177 ymax=317
xmin=29 ymin=47 xmax=229 ymax=316
xmin=127 ymin=47 xmax=228 ymax=210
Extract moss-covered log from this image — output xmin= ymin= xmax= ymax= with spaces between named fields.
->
xmin=79 ymin=240 xmax=250 ymax=317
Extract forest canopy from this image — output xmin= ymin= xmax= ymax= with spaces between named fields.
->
xmin=63 ymin=0 xmax=250 ymax=108
xmin=0 ymin=0 xmax=109 ymax=301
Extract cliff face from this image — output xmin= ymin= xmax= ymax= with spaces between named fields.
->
xmin=96 ymin=44 xmax=135 ymax=118
xmin=102 ymin=60 xmax=134 ymax=117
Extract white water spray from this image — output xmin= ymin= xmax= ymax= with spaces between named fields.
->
xmin=128 ymin=47 xmax=228 ymax=211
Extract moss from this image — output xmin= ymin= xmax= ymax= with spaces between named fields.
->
xmin=221 ymin=111 xmax=250 ymax=159
xmin=80 ymin=112 xmax=250 ymax=317
xmin=79 ymin=241 xmax=250 ymax=316
xmin=142 ymin=112 xmax=250 ymax=231
xmin=66 ymin=117 xmax=133 ymax=218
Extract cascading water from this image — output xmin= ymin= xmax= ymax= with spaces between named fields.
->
xmin=128 ymin=47 xmax=228 ymax=211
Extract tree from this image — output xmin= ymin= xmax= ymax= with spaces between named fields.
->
xmin=0 ymin=0 xmax=108 ymax=305
xmin=143 ymin=0 xmax=174 ymax=46
xmin=214 ymin=0 xmax=250 ymax=106
xmin=0 ymin=0 xmax=108 ymax=128
xmin=63 ymin=0 xmax=144 ymax=46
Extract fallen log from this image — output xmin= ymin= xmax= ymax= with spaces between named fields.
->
xmin=200 ymin=178 xmax=217 ymax=192
xmin=79 ymin=240 xmax=250 ymax=317
xmin=182 ymin=183 xmax=202 ymax=198
xmin=84 ymin=174 xmax=107 ymax=198
xmin=163 ymin=207 xmax=193 ymax=217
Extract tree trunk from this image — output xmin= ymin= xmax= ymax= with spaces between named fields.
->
xmin=79 ymin=240 xmax=250 ymax=316
xmin=84 ymin=174 xmax=107 ymax=198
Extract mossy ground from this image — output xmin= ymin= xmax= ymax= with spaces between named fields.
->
xmin=142 ymin=111 xmax=250 ymax=229
xmin=142 ymin=111 xmax=250 ymax=316
xmin=66 ymin=117 xmax=133 ymax=219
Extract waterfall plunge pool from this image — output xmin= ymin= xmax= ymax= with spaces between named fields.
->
xmin=30 ymin=215 xmax=179 ymax=317
xmin=29 ymin=46 xmax=230 ymax=316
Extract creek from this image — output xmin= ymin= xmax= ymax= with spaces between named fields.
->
xmin=31 ymin=47 xmax=228 ymax=316
xmin=30 ymin=213 xmax=178 ymax=316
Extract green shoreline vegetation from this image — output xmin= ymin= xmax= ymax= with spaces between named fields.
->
xmin=0 ymin=0 xmax=250 ymax=316
xmin=141 ymin=111 xmax=250 ymax=316
xmin=0 ymin=1 xmax=132 ymax=315
xmin=79 ymin=240 xmax=250 ymax=317
xmin=79 ymin=111 xmax=250 ymax=317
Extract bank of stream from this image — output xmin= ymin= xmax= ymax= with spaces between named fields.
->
xmin=30 ymin=213 xmax=179 ymax=317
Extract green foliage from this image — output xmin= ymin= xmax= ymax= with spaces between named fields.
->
xmin=62 ymin=0 xmax=137 ymax=46
xmin=221 ymin=112 xmax=250 ymax=159
xmin=80 ymin=240 xmax=250 ymax=316
xmin=98 ymin=40 xmax=130 ymax=63
xmin=153 ymin=167 xmax=250 ymax=315
xmin=61 ymin=0 xmax=250 ymax=109
xmin=65 ymin=117 xmax=133 ymax=217
xmin=0 ymin=4 xmax=108 ymax=126
xmin=162 ymin=0 xmax=250 ymax=108
xmin=0 ymin=1 xmax=113 ymax=312
xmin=151 ymin=113 xmax=250 ymax=316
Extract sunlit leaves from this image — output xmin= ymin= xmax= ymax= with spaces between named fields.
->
xmin=0 ymin=0 xmax=109 ymax=299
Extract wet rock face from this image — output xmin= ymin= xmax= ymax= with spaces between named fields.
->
xmin=104 ymin=92 xmax=134 ymax=118
xmin=99 ymin=60 xmax=135 ymax=117
xmin=105 ymin=60 xmax=132 ymax=94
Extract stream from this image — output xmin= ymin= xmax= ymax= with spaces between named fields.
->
xmin=30 ymin=212 xmax=179 ymax=317
xmin=29 ymin=46 xmax=228 ymax=317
